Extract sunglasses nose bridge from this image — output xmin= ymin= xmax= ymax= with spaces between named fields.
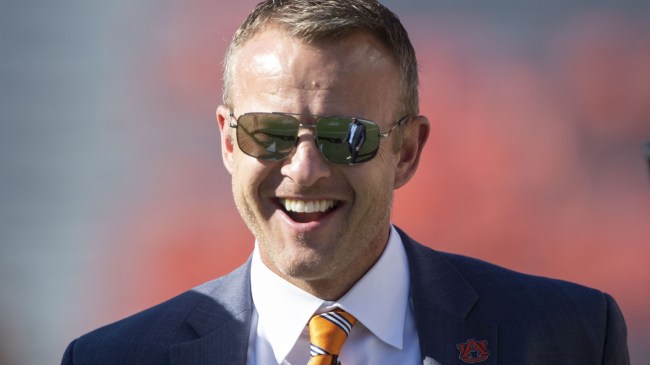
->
xmin=290 ymin=122 xmax=328 ymax=159
xmin=297 ymin=122 xmax=317 ymax=131
xmin=295 ymin=123 xmax=318 ymax=145
xmin=281 ymin=126 xmax=332 ymax=186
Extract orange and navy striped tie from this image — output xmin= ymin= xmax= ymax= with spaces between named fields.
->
xmin=307 ymin=309 xmax=357 ymax=365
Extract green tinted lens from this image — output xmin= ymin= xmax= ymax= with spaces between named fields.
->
xmin=316 ymin=118 xmax=380 ymax=164
xmin=236 ymin=113 xmax=298 ymax=160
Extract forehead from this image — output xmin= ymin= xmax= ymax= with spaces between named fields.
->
xmin=230 ymin=28 xmax=400 ymax=117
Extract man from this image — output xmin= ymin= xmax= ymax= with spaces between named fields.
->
xmin=62 ymin=1 xmax=630 ymax=364
xmin=346 ymin=118 xmax=366 ymax=163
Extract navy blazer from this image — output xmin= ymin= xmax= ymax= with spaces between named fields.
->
xmin=62 ymin=227 xmax=629 ymax=364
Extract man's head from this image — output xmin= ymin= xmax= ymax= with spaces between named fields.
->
xmin=216 ymin=0 xmax=429 ymax=299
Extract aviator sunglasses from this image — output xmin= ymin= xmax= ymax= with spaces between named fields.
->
xmin=229 ymin=112 xmax=410 ymax=165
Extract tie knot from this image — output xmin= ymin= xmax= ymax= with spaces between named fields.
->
xmin=307 ymin=309 xmax=357 ymax=365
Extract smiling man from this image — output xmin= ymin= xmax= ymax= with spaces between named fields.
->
xmin=219 ymin=27 xmax=417 ymax=301
xmin=62 ymin=1 xmax=629 ymax=364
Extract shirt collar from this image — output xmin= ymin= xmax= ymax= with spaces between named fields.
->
xmin=250 ymin=247 xmax=323 ymax=364
xmin=337 ymin=225 xmax=410 ymax=349
xmin=250 ymin=225 xmax=410 ymax=363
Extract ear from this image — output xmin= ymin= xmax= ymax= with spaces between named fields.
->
xmin=394 ymin=115 xmax=430 ymax=189
xmin=216 ymin=105 xmax=235 ymax=175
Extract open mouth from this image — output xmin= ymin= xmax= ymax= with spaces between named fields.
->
xmin=278 ymin=198 xmax=339 ymax=223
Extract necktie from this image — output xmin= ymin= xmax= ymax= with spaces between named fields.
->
xmin=307 ymin=309 xmax=357 ymax=365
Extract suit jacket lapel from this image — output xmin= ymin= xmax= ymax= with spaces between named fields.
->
xmin=170 ymin=259 xmax=254 ymax=365
xmin=398 ymin=227 xmax=498 ymax=365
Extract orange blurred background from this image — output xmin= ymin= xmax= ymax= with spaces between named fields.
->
xmin=1 ymin=1 xmax=648 ymax=363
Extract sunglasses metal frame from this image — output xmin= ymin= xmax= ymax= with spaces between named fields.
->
xmin=228 ymin=112 xmax=410 ymax=164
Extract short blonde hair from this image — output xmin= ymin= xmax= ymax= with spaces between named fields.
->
xmin=222 ymin=0 xmax=419 ymax=117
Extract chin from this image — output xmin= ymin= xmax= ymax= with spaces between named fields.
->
xmin=275 ymin=252 xmax=331 ymax=279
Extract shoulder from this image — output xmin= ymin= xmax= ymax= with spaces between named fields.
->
xmin=436 ymin=247 xmax=627 ymax=349
xmin=398 ymin=228 xmax=629 ymax=362
xmin=407 ymin=232 xmax=613 ymax=315
xmin=441 ymin=249 xmax=608 ymax=306
xmin=62 ymin=260 xmax=252 ymax=364
xmin=62 ymin=289 xmax=203 ymax=364
xmin=398 ymin=227 xmax=610 ymax=307
xmin=439 ymin=249 xmax=629 ymax=362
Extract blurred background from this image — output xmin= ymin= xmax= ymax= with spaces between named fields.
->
xmin=1 ymin=0 xmax=649 ymax=363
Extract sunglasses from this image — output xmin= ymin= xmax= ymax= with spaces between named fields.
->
xmin=228 ymin=112 xmax=410 ymax=164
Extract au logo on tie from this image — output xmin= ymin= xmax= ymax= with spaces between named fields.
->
xmin=456 ymin=339 xmax=490 ymax=363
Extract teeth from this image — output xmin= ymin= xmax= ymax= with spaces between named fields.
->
xmin=281 ymin=199 xmax=336 ymax=213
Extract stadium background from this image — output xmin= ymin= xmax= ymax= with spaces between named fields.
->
xmin=1 ymin=0 xmax=649 ymax=363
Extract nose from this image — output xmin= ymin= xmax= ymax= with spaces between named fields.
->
xmin=280 ymin=131 xmax=332 ymax=186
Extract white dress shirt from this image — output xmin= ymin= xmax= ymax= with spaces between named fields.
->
xmin=247 ymin=225 xmax=420 ymax=365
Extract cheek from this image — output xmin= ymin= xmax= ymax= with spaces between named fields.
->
xmin=375 ymin=141 xmax=399 ymax=164
xmin=230 ymin=162 xmax=268 ymax=234
xmin=347 ymin=161 xmax=396 ymax=201
xmin=357 ymin=150 xmax=398 ymax=185
xmin=231 ymin=156 xmax=279 ymax=208
xmin=231 ymin=158 xmax=262 ymax=199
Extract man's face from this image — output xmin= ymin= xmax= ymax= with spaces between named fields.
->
xmin=217 ymin=28 xmax=420 ymax=298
